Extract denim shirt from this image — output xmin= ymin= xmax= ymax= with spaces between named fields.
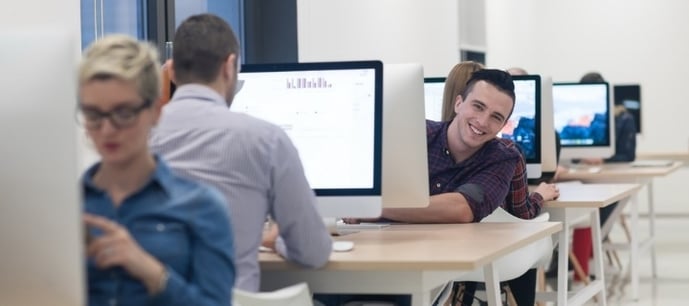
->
xmin=83 ymin=157 xmax=235 ymax=306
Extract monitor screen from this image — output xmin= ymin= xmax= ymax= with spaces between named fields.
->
xmin=232 ymin=61 xmax=383 ymax=218
xmin=423 ymin=77 xmax=445 ymax=121
xmin=614 ymin=84 xmax=641 ymax=134
xmin=499 ymin=75 xmax=542 ymax=178
xmin=553 ymin=82 xmax=614 ymax=159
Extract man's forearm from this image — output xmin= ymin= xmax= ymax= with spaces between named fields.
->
xmin=381 ymin=193 xmax=474 ymax=223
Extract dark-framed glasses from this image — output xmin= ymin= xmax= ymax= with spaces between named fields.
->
xmin=76 ymin=100 xmax=152 ymax=130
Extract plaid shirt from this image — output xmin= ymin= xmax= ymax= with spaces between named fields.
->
xmin=501 ymin=141 xmax=544 ymax=220
xmin=426 ymin=120 xmax=521 ymax=222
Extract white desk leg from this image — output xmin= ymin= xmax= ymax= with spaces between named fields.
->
xmin=591 ymin=210 xmax=607 ymax=305
xmin=647 ymin=180 xmax=658 ymax=278
xmin=630 ymin=188 xmax=640 ymax=301
xmin=557 ymin=217 xmax=570 ymax=306
xmin=483 ymin=262 xmax=501 ymax=306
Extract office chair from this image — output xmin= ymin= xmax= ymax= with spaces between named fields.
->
xmin=233 ymin=282 xmax=314 ymax=306
xmin=434 ymin=208 xmax=554 ymax=306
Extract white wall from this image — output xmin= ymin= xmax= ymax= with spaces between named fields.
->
xmin=297 ymin=0 xmax=459 ymax=77
xmin=485 ymin=0 xmax=689 ymax=215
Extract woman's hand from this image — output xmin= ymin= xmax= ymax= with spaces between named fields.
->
xmin=533 ymin=182 xmax=560 ymax=201
xmin=84 ymin=214 xmax=166 ymax=294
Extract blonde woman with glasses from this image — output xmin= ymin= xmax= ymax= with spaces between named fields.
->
xmin=78 ymin=34 xmax=235 ymax=306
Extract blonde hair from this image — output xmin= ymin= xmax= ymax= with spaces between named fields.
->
xmin=441 ymin=61 xmax=484 ymax=122
xmin=79 ymin=34 xmax=161 ymax=103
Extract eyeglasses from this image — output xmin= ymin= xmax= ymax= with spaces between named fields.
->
xmin=77 ymin=100 xmax=152 ymax=130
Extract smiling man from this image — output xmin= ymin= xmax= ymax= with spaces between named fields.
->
xmin=381 ymin=69 xmax=521 ymax=223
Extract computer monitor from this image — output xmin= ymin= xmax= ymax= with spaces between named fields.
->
xmin=539 ymin=76 xmax=558 ymax=178
xmin=614 ymin=84 xmax=641 ymax=134
xmin=0 ymin=30 xmax=84 ymax=306
xmin=553 ymin=82 xmax=615 ymax=160
xmin=232 ymin=61 xmax=383 ymax=218
xmin=499 ymin=75 xmax=542 ymax=179
xmin=423 ymin=77 xmax=445 ymax=121
xmin=382 ymin=63 xmax=430 ymax=208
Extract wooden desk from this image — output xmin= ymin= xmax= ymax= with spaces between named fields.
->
xmin=540 ymin=183 xmax=641 ymax=306
xmin=260 ymin=223 xmax=562 ymax=306
xmin=555 ymin=163 xmax=681 ymax=301
xmin=637 ymin=151 xmax=689 ymax=164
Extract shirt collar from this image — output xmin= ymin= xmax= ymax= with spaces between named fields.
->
xmin=170 ymin=84 xmax=227 ymax=107
xmin=82 ymin=155 xmax=176 ymax=196
xmin=440 ymin=120 xmax=452 ymax=157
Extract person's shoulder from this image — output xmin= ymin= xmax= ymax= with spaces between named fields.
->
xmin=485 ymin=138 xmax=522 ymax=161
xmin=426 ymin=120 xmax=445 ymax=133
xmin=157 ymin=160 xmax=228 ymax=207
xmin=426 ymin=120 xmax=447 ymax=141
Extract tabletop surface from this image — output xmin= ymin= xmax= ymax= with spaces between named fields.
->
xmin=543 ymin=182 xmax=642 ymax=208
xmin=260 ymin=222 xmax=562 ymax=271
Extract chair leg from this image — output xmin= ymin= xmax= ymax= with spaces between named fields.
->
xmin=569 ymin=251 xmax=590 ymax=285
xmin=536 ymin=268 xmax=546 ymax=306
xmin=620 ymin=214 xmax=632 ymax=242
xmin=503 ymin=285 xmax=518 ymax=306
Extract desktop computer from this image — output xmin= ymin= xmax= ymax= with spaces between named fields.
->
xmin=0 ymin=30 xmax=84 ymax=306
xmin=233 ymin=60 xmax=384 ymax=219
xmin=553 ymin=82 xmax=615 ymax=160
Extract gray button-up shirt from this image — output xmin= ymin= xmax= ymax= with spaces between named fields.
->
xmin=150 ymin=84 xmax=332 ymax=291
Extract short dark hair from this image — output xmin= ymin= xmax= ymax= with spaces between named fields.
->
xmin=460 ymin=69 xmax=516 ymax=119
xmin=580 ymin=72 xmax=605 ymax=83
xmin=173 ymin=14 xmax=240 ymax=85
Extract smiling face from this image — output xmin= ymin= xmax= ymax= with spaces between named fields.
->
xmin=451 ymin=80 xmax=514 ymax=152
xmin=79 ymin=78 xmax=160 ymax=167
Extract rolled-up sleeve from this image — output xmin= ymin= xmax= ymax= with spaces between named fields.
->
xmin=456 ymin=157 xmax=518 ymax=222
xmin=268 ymin=130 xmax=332 ymax=268
xmin=149 ymin=188 xmax=235 ymax=306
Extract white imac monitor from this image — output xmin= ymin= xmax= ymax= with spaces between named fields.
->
xmin=423 ymin=77 xmax=445 ymax=121
xmin=232 ymin=61 xmax=383 ymax=218
xmin=553 ymin=82 xmax=615 ymax=160
xmin=383 ymin=63 xmax=430 ymax=208
xmin=539 ymin=76 xmax=558 ymax=178
xmin=0 ymin=30 xmax=84 ymax=306
xmin=498 ymin=75 xmax=542 ymax=179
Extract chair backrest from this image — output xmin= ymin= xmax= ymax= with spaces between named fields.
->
xmin=233 ymin=282 xmax=313 ymax=306
xmin=450 ymin=208 xmax=554 ymax=283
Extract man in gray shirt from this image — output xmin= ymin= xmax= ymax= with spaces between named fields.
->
xmin=150 ymin=13 xmax=332 ymax=291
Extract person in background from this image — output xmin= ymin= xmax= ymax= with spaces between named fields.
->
xmin=78 ymin=34 xmax=235 ymax=306
xmin=571 ymin=71 xmax=637 ymax=283
xmin=149 ymin=13 xmax=332 ymax=291
xmin=440 ymin=61 xmax=484 ymax=122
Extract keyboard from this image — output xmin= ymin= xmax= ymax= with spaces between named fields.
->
xmin=631 ymin=160 xmax=673 ymax=167
xmin=336 ymin=222 xmax=391 ymax=230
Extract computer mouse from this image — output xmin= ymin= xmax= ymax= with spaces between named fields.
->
xmin=332 ymin=241 xmax=354 ymax=252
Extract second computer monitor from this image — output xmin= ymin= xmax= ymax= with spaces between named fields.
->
xmin=232 ymin=60 xmax=383 ymax=218
xmin=423 ymin=77 xmax=446 ymax=121
xmin=383 ymin=63 xmax=430 ymax=208
xmin=553 ymin=82 xmax=614 ymax=160
xmin=499 ymin=75 xmax=542 ymax=179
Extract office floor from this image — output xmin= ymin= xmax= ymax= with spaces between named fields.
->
xmin=556 ymin=217 xmax=689 ymax=306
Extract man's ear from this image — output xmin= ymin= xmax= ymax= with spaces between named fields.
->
xmin=453 ymin=94 xmax=463 ymax=113
xmin=166 ymin=59 xmax=176 ymax=84
xmin=224 ymin=54 xmax=238 ymax=79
